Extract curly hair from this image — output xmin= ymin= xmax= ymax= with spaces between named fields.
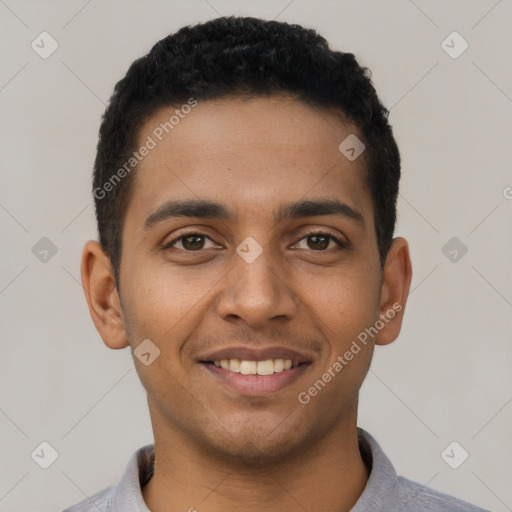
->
xmin=93 ymin=16 xmax=400 ymax=284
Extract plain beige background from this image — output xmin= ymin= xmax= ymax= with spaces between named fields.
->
xmin=0 ymin=1 xmax=510 ymax=511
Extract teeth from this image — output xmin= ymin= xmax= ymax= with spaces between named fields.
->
xmin=257 ymin=360 xmax=274 ymax=376
xmin=229 ymin=359 xmax=241 ymax=372
xmin=212 ymin=358 xmax=296 ymax=375
xmin=274 ymin=359 xmax=284 ymax=372
xmin=240 ymin=360 xmax=257 ymax=375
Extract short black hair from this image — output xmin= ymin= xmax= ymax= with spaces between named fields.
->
xmin=93 ymin=16 xmax=400 ymax=284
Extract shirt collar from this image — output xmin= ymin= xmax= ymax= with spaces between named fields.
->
xmin=108 ymin=428 xmax=397 ymax=511
xmin=109 ymin=444 xmax=154 ymax=511
xmin=352 ymin=428 xmax=398 ymax=511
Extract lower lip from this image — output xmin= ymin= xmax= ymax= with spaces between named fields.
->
xmin=201 ymin=363 xmax=311 ymax=396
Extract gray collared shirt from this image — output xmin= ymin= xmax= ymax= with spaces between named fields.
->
xmin=63 ymin=428 xmax=490 ymax=511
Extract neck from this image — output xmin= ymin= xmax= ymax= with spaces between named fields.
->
xmin=142 ymin=411 xmax=369 ymax=512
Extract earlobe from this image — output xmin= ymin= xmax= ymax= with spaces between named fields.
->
xmin=375 ymin=237 xmax=412 ymax=346
xmin=80 ymin=240 xmax=129 ymax=350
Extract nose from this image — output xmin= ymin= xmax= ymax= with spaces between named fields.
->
xmin=216 ymin=248 xmax=299 ymax=329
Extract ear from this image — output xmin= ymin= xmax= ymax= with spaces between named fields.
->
xmin=81 ymin=240 xmax=129 ymax=349
xmin=375 ymin=237 xmax=412 ymax=346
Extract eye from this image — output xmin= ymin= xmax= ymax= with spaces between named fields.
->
xmin=163 ymin=230 xmax=347 ymax=253
xmin=293 ymin=231 xmax=346 ymax=251
xmin=164 ymin=232 xmax=220 ymax=251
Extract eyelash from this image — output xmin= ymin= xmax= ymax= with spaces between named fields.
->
xmin=163 ymin=230 xmax=348 ymax=252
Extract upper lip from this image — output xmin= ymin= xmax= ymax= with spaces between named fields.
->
xmin=198 ymin=346 xmax=314 ymax=365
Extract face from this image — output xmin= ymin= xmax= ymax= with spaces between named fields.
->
xmin=100 ymin=95 xmax=398 ymax=463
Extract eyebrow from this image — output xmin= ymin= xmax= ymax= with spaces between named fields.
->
xmin=144 ymin=199 xmax=232 ymax=228
xmin=143 ymin=198 xmax=364 ymax=229
xmin=276 ymin=199 xmax=364 ymax=225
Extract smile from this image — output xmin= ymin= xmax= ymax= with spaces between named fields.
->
xmin=201 ymin=360 xmax=312 ymax=395
xmin=211 ymin=358 xmax=297 ymax=375
xmin=198 ymin=346 xmax=314 ymax=395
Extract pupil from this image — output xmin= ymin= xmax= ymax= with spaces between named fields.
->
xmin=309 ymin=235 xmax=328 ymax=250
xmin=183 ymin=235 xmax=204 ymax=250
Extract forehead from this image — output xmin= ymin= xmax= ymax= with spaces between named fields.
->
xmin=126 ymin=95 xmax=372 ymax=227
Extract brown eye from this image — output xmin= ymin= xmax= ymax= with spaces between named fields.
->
xmin=165 ymin=233 xmax=219 ymax=251
xmin=294 ymin=232 xmax=345 ymax=251
xmin=307 ymin=234 xmax=330 ymax=250
xmin=181 ymin=235 xmax=205 ymax=250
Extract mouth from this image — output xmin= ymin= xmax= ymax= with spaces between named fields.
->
xmin=198 ymin=347 xmax=313 ymax=396
xmin=206 ymin=357 xmax=303 ymax=373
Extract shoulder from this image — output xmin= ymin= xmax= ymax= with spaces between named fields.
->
xmin=396 ymin=476 xmax=491 ymax=512
xmin=61 ymin=485 xmax=112 ymax=511
xmin=61 ymin=444 xmax=154 ymax=512
xmin=356 ymin=428 xmax=490 ymax=512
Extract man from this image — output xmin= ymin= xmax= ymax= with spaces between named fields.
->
xmin=66 ymin=16 xmax=488 ymax=512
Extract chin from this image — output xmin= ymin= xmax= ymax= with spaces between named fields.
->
xmin=212 ymin=440 xmax=297 ymax=469
xmin=199 ymin=421 xmax=310 ymax=469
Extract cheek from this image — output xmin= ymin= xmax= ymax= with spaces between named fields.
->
xmin=119 ymin=265 xmax=208 ymax=402
xmin=297 ymin=277 xmax=378 ymax=411
xmin=122 ymin=260 xmax=214 ymax=339
xmin=304 ymin=265 xmax=380 ymax=366
xmin=308 ymin=265 xmax=380 ymax=328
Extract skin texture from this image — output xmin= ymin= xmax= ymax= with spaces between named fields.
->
xmin=81 ymin=95 xmax=412 ymax=512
